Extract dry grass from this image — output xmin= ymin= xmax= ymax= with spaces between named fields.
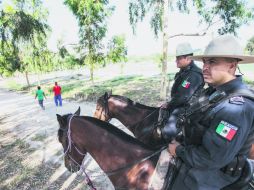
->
xmin=0 ymin=136 xmax=90 ymax=190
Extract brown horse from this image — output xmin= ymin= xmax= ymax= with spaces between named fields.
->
xmin=94 ymin=92 xmax=254 ymax=160
xmin=57 ymin=108 xmax=253 ymax=190
xmin=93 ymin=92 xmax=166 ymax=147
xmin=57 ymin=108 xmax=166 ymax=190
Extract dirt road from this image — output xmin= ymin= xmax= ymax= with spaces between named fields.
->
xmin=0 ymin=88 xmax=115 ymax=190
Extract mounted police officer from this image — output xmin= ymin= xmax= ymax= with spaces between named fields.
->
xmin=168 ymin=35 xmax=254 ymax=190
xmin=156 ymin=42 xmax=204 ymax=141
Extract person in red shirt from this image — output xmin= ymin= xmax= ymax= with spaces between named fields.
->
xmin=53 ymin=82 xmax=62 ymax=106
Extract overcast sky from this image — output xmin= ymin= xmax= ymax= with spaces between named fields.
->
xmin=44 ymin=0 xmax=254 ymax=56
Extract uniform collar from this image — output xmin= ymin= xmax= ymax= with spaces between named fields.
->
xmin=216 ymin=75 xmax=246 ymax=93
xmin=180 ymin=61 xmax=195 ymax=72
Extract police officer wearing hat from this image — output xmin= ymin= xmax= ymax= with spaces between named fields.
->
xmin=168 ymin=35 xmax=254 ymax=190
xmin=156 ymin=42 xmax=204 ymax=141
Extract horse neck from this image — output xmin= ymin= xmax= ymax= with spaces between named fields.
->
xmin=108 ymin=98 xmax=155 ymax=128
xmin=71 ymin=117 xmax=156 ymax=171
xmin=71 ymin=117 xmax=160 ymax=189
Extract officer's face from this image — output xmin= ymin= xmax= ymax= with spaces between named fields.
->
xmin=202 ymin=58 xmax=237 ymax=87
xmin=176 ymin=55 xmax=190 ymax=68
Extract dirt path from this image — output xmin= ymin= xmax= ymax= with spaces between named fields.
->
xmin=0 ymin=88 xmax=118 ymax=190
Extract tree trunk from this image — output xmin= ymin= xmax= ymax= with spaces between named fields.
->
xmin=25 ymin=71 xmax=30 ymax=88
xmin=120 ymin=62 xmax=124 ymax=75
xmin=160 ymin=0 xmax=169 ymax=100
xmin=88 ymin=54 xmax=94 ymax=84
xmin=90 ymin=64 xmax=94 ymax=84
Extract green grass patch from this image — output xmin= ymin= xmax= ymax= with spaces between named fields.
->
xmin=31 ymin=133 xmax=47 ymax=142
xmin=61 ymin=73 xmax=175 ymax=106
xmin=2 ymin=139 xmax=29 ymax=150
xmin=6 ymin=80 xmax=23 ymax=91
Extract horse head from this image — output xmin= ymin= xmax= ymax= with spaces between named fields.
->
xmin=94 ymin=91 xmax=112 ymax=122
xmin=56 ymin=107 xmax=86 ymax=172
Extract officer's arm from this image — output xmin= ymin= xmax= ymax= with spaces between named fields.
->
xmin=168 ymin=72 xmax=203 ymax=110
xmin=176 ymin=102 xmax=252 ymax=169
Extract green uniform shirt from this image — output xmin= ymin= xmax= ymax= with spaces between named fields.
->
xmin=36 ymin=89 xmax=44 ymax=100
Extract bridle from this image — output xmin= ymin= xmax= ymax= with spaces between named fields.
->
xmin=62 ymin=114 xmax=167 ymax=189
xmin=96 ymin=97 xmax=112 ymax=122
xmin=132 ymin=108 xmax=159 ymax=136
xmin=61 ymin=114 xmax=96 ymax=190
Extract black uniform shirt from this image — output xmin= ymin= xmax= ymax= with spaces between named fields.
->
xmin=174 ymin=77 xmax=254 ymax=189
xmin=168 ymin=61 xmax=204 ymax=111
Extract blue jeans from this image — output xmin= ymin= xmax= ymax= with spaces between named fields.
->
xmin=38 ymin=100 xmax=45 ymax=110
xmin=54 ymin=95 xmax=62 ymax=106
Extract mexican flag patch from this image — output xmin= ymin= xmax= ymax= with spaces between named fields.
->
xmin=181 ymin=80 xmax=190 ymax=88
xmin=216 ymin=121 xmax=238 ymax=141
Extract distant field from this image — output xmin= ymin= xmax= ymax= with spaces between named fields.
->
xmin=2 ymin=59 xmax=254 ymax=106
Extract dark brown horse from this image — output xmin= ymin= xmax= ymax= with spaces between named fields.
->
xmin=57 ymin=108 xmax=253 ymax=190
xmin=93 ymin=91 xmax=166 ymax=147
xmin=56 ymin=108 xmax=166 ymax=190
xmin=94 ymin=92 xmax=254 ymax=160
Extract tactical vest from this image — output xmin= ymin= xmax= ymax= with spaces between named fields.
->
xmin=180 ymin=88 xmax=254 ymax=157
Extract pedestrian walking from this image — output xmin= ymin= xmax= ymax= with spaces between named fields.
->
xmin=35 ymin=86 xmax=46 ymax=110
xmin=53 ymin=82 xmax=62 ymax=107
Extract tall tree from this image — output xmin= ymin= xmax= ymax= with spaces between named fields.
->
xmin=64 ymin=0 xmax=114 ymax=82
xmin=129 ymin=0 xmax=254 ymax=99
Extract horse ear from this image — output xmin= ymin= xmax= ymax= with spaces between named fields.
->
xmin=74 ymin=107 xmax=81 ymax=116
xmin=109 ymin=89 xmax=112 ymax=96
xmin=56 ymin=114 xmax=64 ymax=126
xmin=104 ymin=92 xmax=108 ymax=99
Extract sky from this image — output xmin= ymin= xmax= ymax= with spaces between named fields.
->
xmin=44 ymin=0 xmax=254 ymax=56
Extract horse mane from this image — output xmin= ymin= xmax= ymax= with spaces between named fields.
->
xmin=76 ymin=116 xmax=156 ymax=150
xmin=109 ymin=95 xmax=157 ymax=110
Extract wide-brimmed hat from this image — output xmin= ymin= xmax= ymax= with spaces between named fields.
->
xmin=190 ymin=35 xmax=254 ymax=64
xmin=176 ymin=42 xmax=194 ymax=56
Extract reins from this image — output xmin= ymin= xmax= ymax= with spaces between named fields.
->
xmin=64 ymin=114 xmax=96 ymax=190
xmin=104 ymin=145 xmax=166 ymax=176
xmin=132 ymin=108 xmax=160 ymax=139
xmin=64 ymin=114 xmax=167 ymax=189
xmin=132 ymin=108 xmax=159 ymax=128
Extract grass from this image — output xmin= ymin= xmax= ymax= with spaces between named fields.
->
xmin=6 ymin=80 xmax=24 ymax=91
xmin=31 ymin=133 xmax=47 ymax=142
xmin=0 ymin=137 xmax=87 ymax=190
xmin=59 ymin=74 xmax=176 ymax=106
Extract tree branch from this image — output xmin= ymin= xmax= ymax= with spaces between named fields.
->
xmin=168 ymin=32 xmax=207 ymax=39
xmin=168 ymin=17 xmax=222 ymax=39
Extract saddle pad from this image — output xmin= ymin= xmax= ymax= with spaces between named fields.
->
xmin=148 ymin=149 xmax=173 ymax=190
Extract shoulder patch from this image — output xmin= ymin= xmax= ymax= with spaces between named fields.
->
xmin=181 ymin=80 xmax=190 ymax=88
xmin=229 ymin=96 xmax=245 ymax=105
xmin=216 ymin=121 xmax=238 ymax=141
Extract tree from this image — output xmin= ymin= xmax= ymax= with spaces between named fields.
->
xmin=107 ymin=35 xmax=128 ymax=74
xmin=129 ymin=0 xmax=254 ymax=99
xmin=0 ymin=0 xmax=50 ymax=86
xmin=245 ymin=36 xmax=254 ymax=55
xmin=64 ymin=0 xmax=114 ymax=82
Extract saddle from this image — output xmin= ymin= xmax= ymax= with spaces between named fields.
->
xmin=222 ymin=159 xmax=254 ymax=190
xmin=157 ymin=108 xmax=170 ymax=127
